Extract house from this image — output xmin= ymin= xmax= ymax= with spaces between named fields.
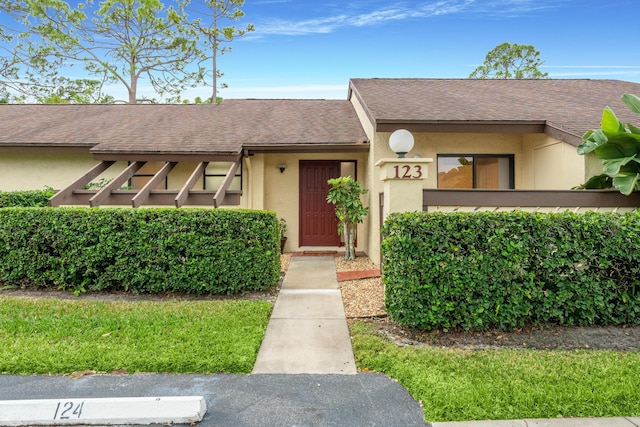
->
xmin=2 ymin=78 xmax=640 ymax=264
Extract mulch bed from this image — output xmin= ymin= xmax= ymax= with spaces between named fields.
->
xmin=362 ymin=317 xmax=640 ymax=351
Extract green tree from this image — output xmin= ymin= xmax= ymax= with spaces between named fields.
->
xmin=189 ymin=0 xmax=254 ymax=103
xmin=0 ymin=0 xmax=49 ymax=102
xmin=326 ymin=176 xmax=369 ymax=261
xmin=34 ymin=77 xmax=114 ymax=103
xmin=576 ymin=94 xmax=640 ymax=195
xmin=469 ymin=42 xmax=549 ymax=79
xmin=22 ymin=0 xmax=206 ymax=103
xmin=0 ymin=6 xmax=18 ymax=97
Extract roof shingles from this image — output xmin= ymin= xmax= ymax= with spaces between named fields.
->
xmin=349 ymin=78 xmax=640 ymax=139
xmin=3 ymin=79 xmax=640 ymax=155
xmin=0 ymin=99 xmax=368 ymax=156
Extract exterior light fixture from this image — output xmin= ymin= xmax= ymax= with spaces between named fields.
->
xmin=389 ymin=129 xmax=414 ymax=158
xmin=278 ymin=164 xmax=286 ymax=173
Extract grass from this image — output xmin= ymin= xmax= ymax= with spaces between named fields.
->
xmin=350 ymin=321 xmax=640 ymax=423
xmin=0 ymin=296 xmax=272 ymax=375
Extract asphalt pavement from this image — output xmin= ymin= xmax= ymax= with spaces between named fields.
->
xmin=0 ymin=372 xmax=427 ymax=426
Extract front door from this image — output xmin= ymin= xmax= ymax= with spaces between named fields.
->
xmin=299 ymin=160 xmax=341 ymax=246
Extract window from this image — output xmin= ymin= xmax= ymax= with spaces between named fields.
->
xmin=340 ymin=161 xmax=357 ymax=179
xmin=437 ymin=155 xmax=514 ymax=189
xmin=204 ymin=162 xmax=242 ymax=191
xmin=129 ymin=161 xmax=168 ymax=190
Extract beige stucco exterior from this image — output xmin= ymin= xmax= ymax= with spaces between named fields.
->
xmin=521 ymin=134 xmax=588 ymax=189
xmin=0 ymin=152 xmax=125 ymax=191
xmin=243 ymin=152 xmax=370 ymax=254
xmin=370 ymin=132 xmax=587 ymax=192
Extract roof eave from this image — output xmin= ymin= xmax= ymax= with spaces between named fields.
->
xmin=347 ymin=80 xmax=378 ymax=130
xmin=544 ymin=123 xmax=583 ymax=147
xmin=0 ymin=144 xmax=94 ymax=154
xmin=375 ymin=120 xmax=548 ymax=134
xmin=244 ymin=142 xmax=370 ymax=154
xmin=92 ymin=151 xmax=242 ymax=162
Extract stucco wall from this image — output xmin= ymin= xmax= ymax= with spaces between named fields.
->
xmin=368 ymin=131 xmax=585 ymax=192
xmin=241 ymin=155 xmax=265 ymax=210
xmin=0 ymin=153 xmax=125 ymax=191
xmin=406 ymin=133 xmax=525 ymax=188
xmin=584 ymin=152 xmax=604 ymax=184
xmin=521 ymin=134 xmax=585 ymax=190
xmin=254 ymin=152 xmax=369 ymax=254
xmin=350 ymin=95 xmax=383 ymax=264
xmin=360 ymin=130 xmax=589 ymax=264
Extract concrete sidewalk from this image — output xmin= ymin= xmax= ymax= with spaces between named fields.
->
xmin=251 ymin=256 xmax=639 ymax=427
xmin=252 ymin=256 xmax=356 ymax=374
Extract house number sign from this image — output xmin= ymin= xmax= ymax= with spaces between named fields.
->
xmin=393 ymin=164 xmax=423 ymax=179
xmin=53 ymin=400 xmax=85 ymax=420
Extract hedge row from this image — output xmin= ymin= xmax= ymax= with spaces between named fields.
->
xmin=0 ymin=208 xmax=280 ymax=295
xmin=0 ymin=189 xmax=55 ymax=207
xmin=382 ymin=211 xmax=640 ymax=331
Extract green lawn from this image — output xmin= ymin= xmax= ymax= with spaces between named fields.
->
xmin=350 ymin=321 xmax=640 ymax=423
xmin=0 ymin=296 xmax=272 ymax=375
xmin=4 ymin=294 xmax=640 ymax=423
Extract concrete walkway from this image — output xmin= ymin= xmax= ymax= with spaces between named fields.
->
xmin=254 ymin=255 xmax=639 ymax=427
xmin=252 ymin=256 xmax=356 ymax=374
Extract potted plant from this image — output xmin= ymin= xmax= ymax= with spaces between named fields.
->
xmin=278 ymin=217 xmax=287 ymax=253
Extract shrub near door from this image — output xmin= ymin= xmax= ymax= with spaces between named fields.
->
xmin=382 ymin=211 xmax=640 ymax=331
xmin=0 ymin=208 xmax=281 ymax=295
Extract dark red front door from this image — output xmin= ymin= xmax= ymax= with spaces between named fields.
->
xmin=299 ymin=161 xmax=341 ymax=246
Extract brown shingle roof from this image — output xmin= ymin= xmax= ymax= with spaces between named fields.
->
xmin=349 ymin=78 xmax=640 ymax=144
xmin=0 ymin=99 xmax=369 ymax=156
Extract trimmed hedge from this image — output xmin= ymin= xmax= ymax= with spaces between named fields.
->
xmin=382 ymin=211 xmax=640 ymax=331
xmin=0 ymin=189 xmax=55 ymax=207
xmin=0 ymin=208 xmax=280 ymax=295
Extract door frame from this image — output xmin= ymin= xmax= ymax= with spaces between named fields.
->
xmin=298 ymin=159 xmax=358 ymax=247
xmin=299 ymin=160 xmax=340 ymax=247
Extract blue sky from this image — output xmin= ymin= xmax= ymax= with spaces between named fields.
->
xmin=5 ymin=0 xmax=640 ymax=100
xmin=201 ymin=0 xmax=640 ymax=100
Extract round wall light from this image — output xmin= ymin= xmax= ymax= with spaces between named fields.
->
xmin=389 ymin=129 xmax=414 ymax=158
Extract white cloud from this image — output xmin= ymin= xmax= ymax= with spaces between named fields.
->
xmin=475 ymin=0 xmax=559 ymax=14
xmin=548 ymin=71 xmax=640 ymax=78
xmin=218 ymin=84 xmax=347 ymax=99
xmin=101 ymin=82 xmax=348 ymax=101
xmin=544 ymin=65 xmax=640 ymax=69
xmin=543 ymin=65 xmax=640 ymax=79
xmin=251 ymin=0 xmax=555 ymax=37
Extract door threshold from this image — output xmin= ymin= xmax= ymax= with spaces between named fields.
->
xmin=293 ymin=250 xmax=338 ymax=257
